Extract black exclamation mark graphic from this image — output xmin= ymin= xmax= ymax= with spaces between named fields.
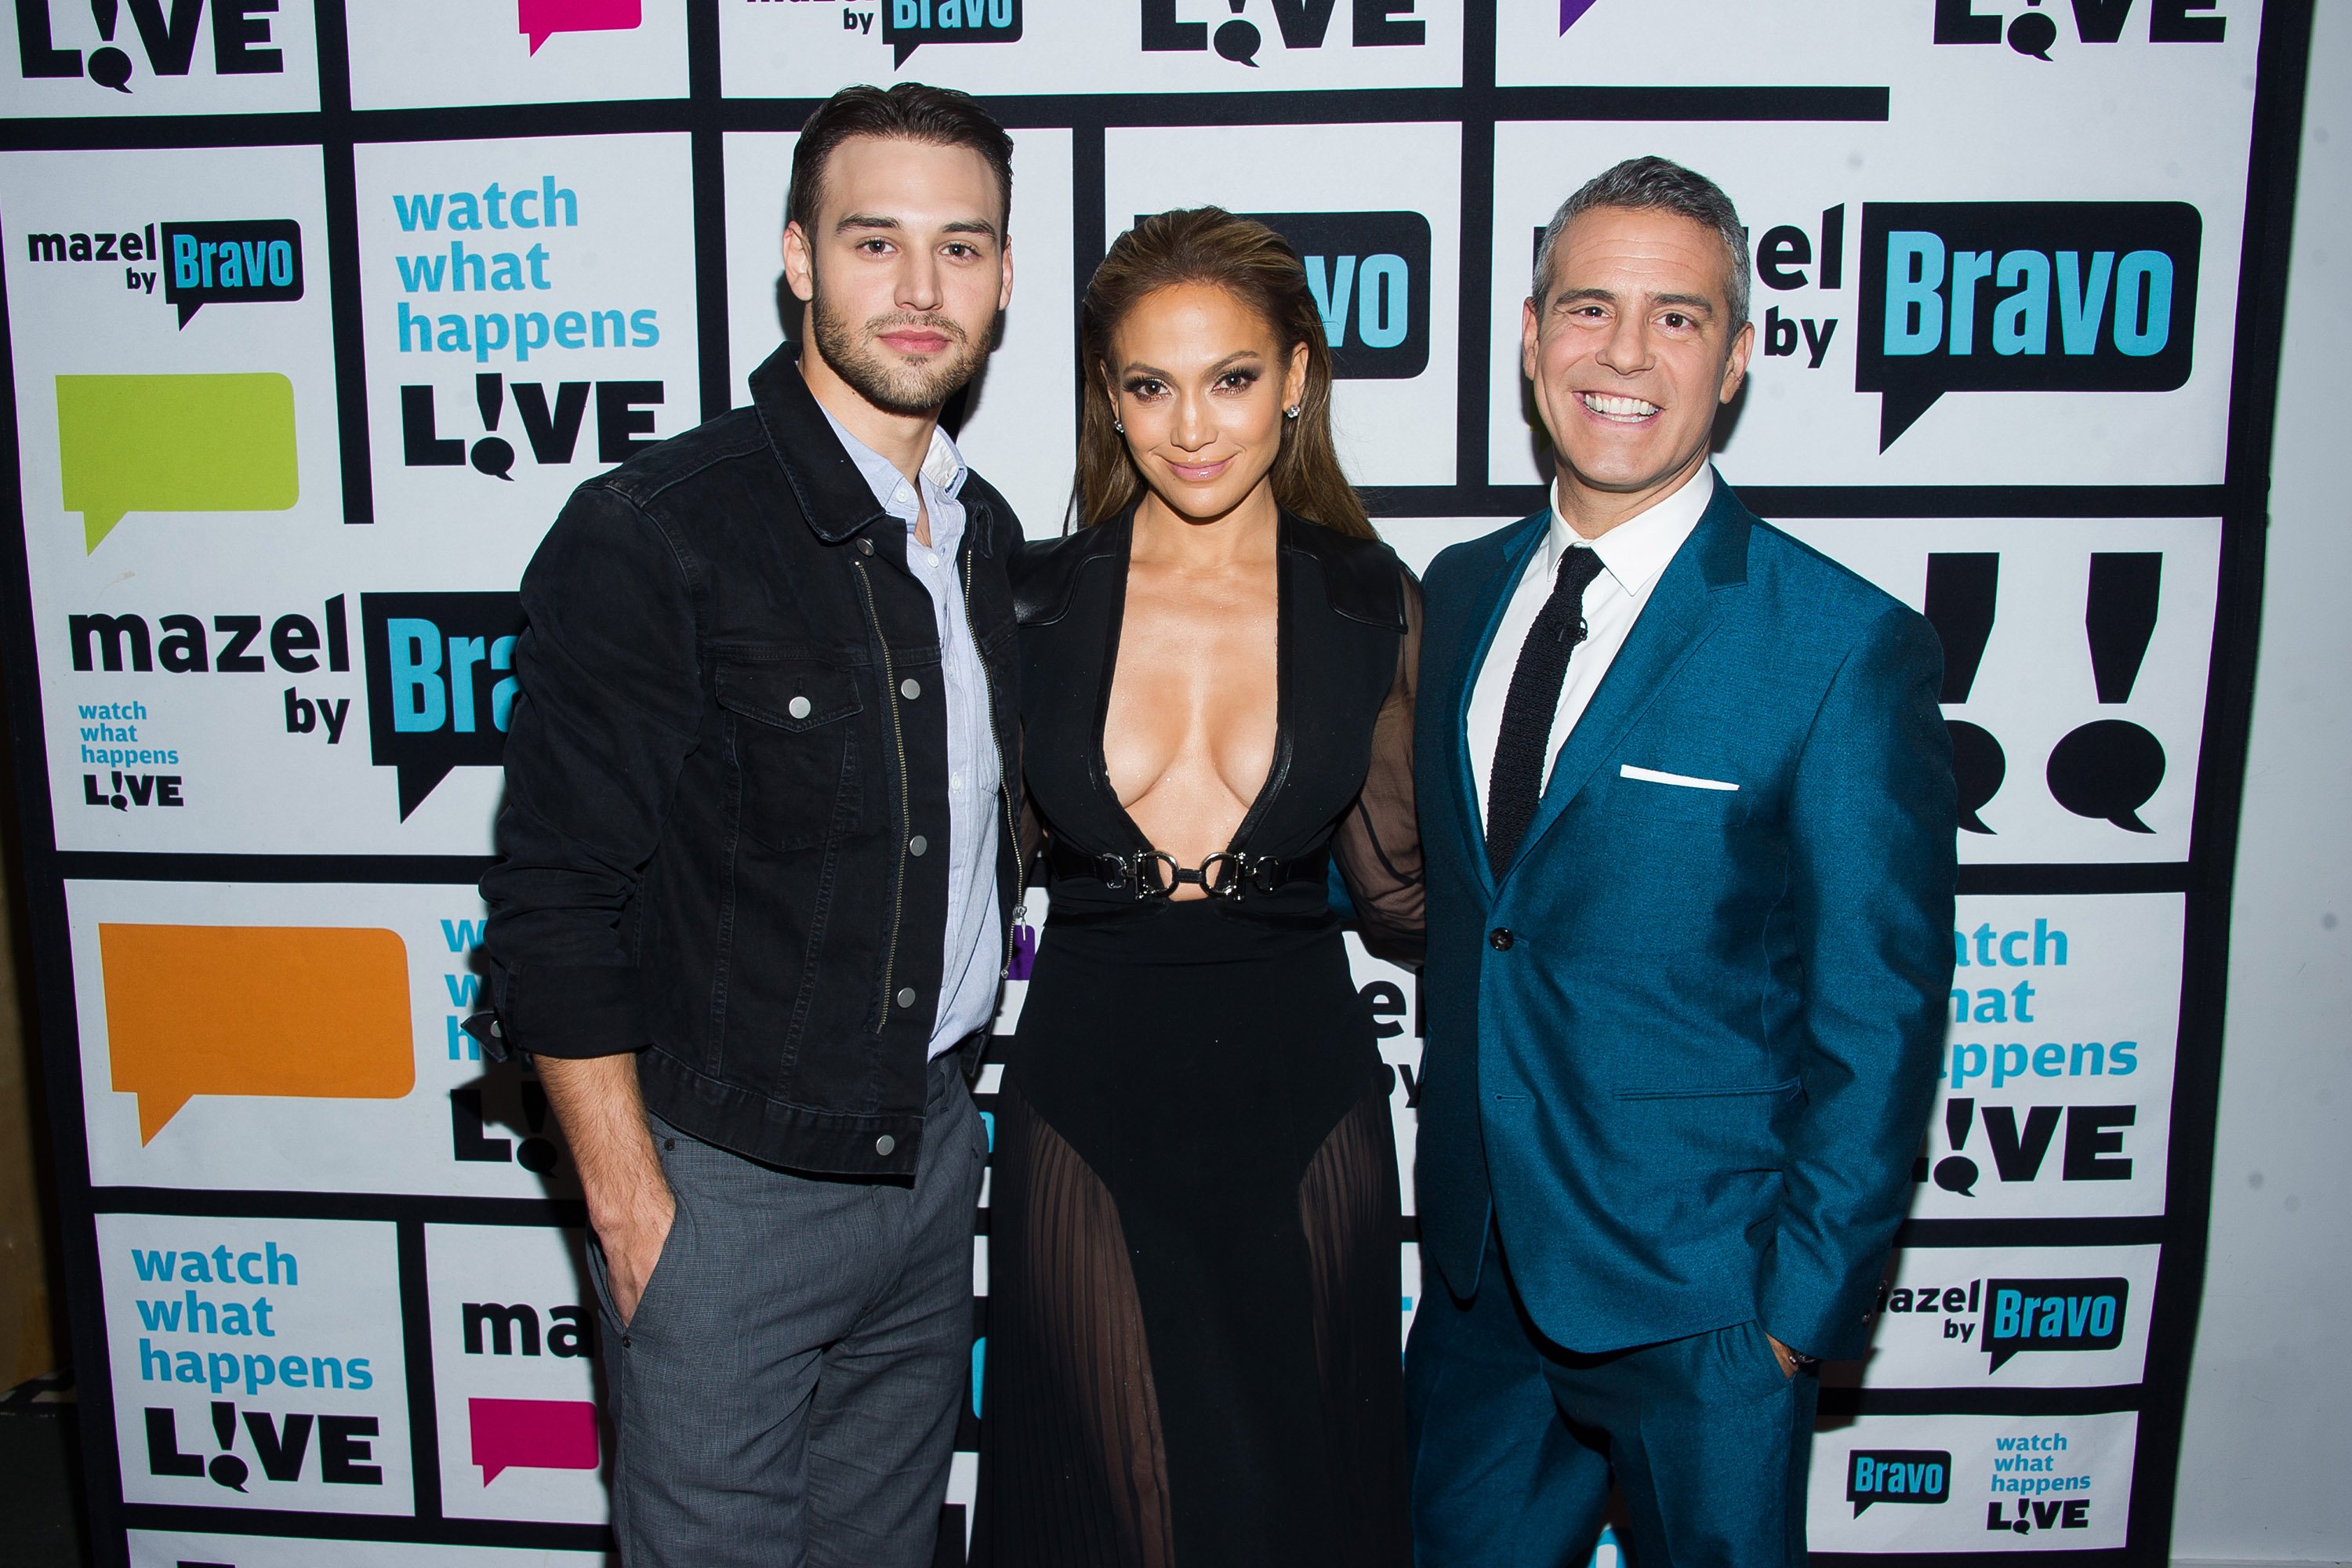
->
xmin=517 ymin=1074 xmax=560 ymax=1174
xmin=471 ymin=373 xmax=516 ymax=481
xmin=1935 ymin=1098 xmax=1980 ymax=1198
xmin=1923 ymin=554 xmax=2003 ymax=833
xmin=207 ymin=1401 xmax=249 ymax=1491
xmin=2047 ymin=553 xmax=2165 ymax=833
xmin=87 ymin=0 xmax=133 ymax=92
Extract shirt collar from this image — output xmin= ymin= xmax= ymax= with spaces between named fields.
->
xmin=1545 ymin=462 xmax=1714 ymax=598
xmin=819 ymin=405 xmax=970 ymax=521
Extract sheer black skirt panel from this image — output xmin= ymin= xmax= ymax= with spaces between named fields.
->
xmin=974 ymin=906 xmax=1408 ymax=1567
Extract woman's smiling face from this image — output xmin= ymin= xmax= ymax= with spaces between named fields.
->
xmin=1105 ymin=281 xmax=1308 ymax=525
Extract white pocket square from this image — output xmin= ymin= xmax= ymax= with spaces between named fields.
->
xmin=1620 ymin=764 xmax=1739 ymax=792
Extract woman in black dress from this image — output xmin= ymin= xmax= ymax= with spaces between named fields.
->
xmin=975 ymin=207 xmax=1421 ymax=1567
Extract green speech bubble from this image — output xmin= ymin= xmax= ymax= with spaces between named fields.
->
xmin=56 ymin=373 xmax=299 ymax=552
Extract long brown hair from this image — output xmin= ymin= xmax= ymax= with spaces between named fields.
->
xmin=1073 ymin=207 xmax=1373 ymax=539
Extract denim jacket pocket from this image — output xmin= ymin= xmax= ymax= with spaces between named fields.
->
xmin=716 ymin=657 xmax=866 ymax=852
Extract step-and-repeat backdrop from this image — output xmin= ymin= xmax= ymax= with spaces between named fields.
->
xmin=0 ymin=2 xmax=2312 ymax=1563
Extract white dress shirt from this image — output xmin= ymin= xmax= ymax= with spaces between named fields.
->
xmin=821 ymin=407 xmax=1004 ymax=1061
xmin=1467 ymin=464 xmax=1715 ymax=824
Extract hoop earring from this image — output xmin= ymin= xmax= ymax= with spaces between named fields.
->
xmin=1283 ymin=405 xmax=1301 ymax=419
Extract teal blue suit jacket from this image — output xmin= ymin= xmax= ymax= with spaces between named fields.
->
xmin=1413 ymin=475 xmax=1956 ymax=1359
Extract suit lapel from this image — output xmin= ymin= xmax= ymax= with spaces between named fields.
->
xmin=1449 ymin=512 xmax=1549 ymax=898
xmin=1507 ymin=482 xmax=1755 ymax=876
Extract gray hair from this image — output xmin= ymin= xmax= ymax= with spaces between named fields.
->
xmin=1532 ymin=155 xmax=1749 ymax=330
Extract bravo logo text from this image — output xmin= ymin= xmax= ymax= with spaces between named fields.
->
xmin=1873 ymin=1275 xmax=2128 ymax=1372
xmin=879 ymin=0 xmax=1020 ymax=67
xmin=1858 ymin=201 xmax=2201 ymax=448
xmin=22 ymin=217 xmax=302 ymax=325
xmin=1847 ymin=1449 xmax=1951 ymax=1515
xmin=1142 ymin=0 xmax=1422 ymax=68
xmin=1933 ymin=0 xmax=2226 ymax=60
xmin=361 ymin=593 xmax=525 ymax=818
xmin=1247 ymin=212 xmax=1429 ymax=379
xmin=14 ymin=0 xmax=285 ymax=93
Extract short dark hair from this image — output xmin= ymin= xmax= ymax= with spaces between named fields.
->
xmin=787 ymin=82 xmax=1014 ymax=241
xmin=1533 ymin=155 xmax=1748 ymax=328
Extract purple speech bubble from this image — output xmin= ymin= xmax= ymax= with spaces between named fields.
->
xmin=1560 ymin=0 xmax=1602 ymax=32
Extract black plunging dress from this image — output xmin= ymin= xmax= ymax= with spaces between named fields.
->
xmin=974 ymin=509 xmax=1423 ymax=1568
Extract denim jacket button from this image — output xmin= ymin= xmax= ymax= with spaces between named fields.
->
xmin=856 ymin=537 xmax=875 ymax=556
xmin=900 ymin=678 xmax=921 ymax=700
xmin=896 ymin=987 xmax=919 ymax=1009
xmin=909 ymin=835 xmax=927 ymax=856
xmin=875 ymin=1134 xmax=896 ymax=1156
xmin=787 ymin=695 xmax=812 ymax=720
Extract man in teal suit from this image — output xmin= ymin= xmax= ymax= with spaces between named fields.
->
xmin=1405 ymin=158 xmax=1957 ymax=1566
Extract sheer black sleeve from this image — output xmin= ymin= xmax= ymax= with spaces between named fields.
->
xmin=1332 ymin=567 xmax=1425 ymax=965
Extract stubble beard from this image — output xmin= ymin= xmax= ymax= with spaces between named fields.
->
xmin=810 ymin=289 xmax=989 ymax=417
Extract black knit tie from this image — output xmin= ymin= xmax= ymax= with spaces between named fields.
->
xmin=1486 ymin=546 xmax=1606 ymax=876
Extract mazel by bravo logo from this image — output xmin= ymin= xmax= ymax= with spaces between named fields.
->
xmin=1871 ymin=1272 xmax=2129 ymax=1371
xmin=361 ymin=592 xmax=526 ymax=819
xmin=1142 ymin=0 xmax=1423 ymax=69
xmin=1846 ymin=1449 xmax=1951 ymax=1515
xmin=22 ymin=217 xmax=303 ymax=323
xmin=1933 ymin=0 xmax=2227 ymax=61
xmin=1857 ymin=201 xmax=2202 ymax=449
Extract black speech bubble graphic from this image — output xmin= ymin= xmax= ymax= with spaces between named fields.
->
xmin=363 ymin=591 xmax=526 ymax=820
xmin=1847 ymin=1448 xmax=1951 ymax=1515
xmin=1216 ymin=16 xmax=1261 ymax=63
xmin=2048 ymin=720 xmax=2164 ymax=832
xmin=1857 ymin=201 xmax=2201 ymax=448
xmin=1947 ymin=721 xmax=2006 ymax=836
xmin=1984 ymin=1276 xmax=2128 ymax=1372
xmin=161 ymin=220 xmax=304 ymax=328
xmin=883 ymin=0 xmax=1022 ymax=67
xmin=2007 ymin=10 xmax=2056 ymax=58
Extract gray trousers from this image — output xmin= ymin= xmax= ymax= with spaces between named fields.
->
xmin=590 ymin=1053 xmax=986 ymax=1567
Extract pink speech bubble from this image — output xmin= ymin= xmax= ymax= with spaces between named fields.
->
xmin=470 ymin=1396 xmax=600 ymax=1483
xmin=519 ymin=0 xmax=642 ymax=54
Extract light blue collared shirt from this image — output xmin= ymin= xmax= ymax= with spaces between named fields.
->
xmin=821 ymin=406 xmax=1004 ymax=1060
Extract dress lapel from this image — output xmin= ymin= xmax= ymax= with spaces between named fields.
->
xmin=1450 ymin=512 xmax=1549 ymax=898
xmin=1504 ymin=482 xmax=1755 ymax=879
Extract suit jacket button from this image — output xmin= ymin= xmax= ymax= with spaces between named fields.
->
xmin=1489 ymin=927 xmax=1515 ymax=951
xmin=875 ymin=1134 xmax=896 ymax=1156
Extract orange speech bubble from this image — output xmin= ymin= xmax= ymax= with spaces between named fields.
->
xmin=100 ymin=924 xmax=415 ymax=1143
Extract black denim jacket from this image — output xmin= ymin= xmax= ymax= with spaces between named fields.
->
xmin=477 ymin=347 xmax=1025 ymax=1178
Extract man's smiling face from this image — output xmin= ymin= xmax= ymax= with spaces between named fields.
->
xmin=1523 ymin=204 xmax=1754 ymax=524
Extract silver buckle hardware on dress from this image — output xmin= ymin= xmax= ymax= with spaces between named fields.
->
xmin=1094 ymin=848 xmax=1283 ymax=900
